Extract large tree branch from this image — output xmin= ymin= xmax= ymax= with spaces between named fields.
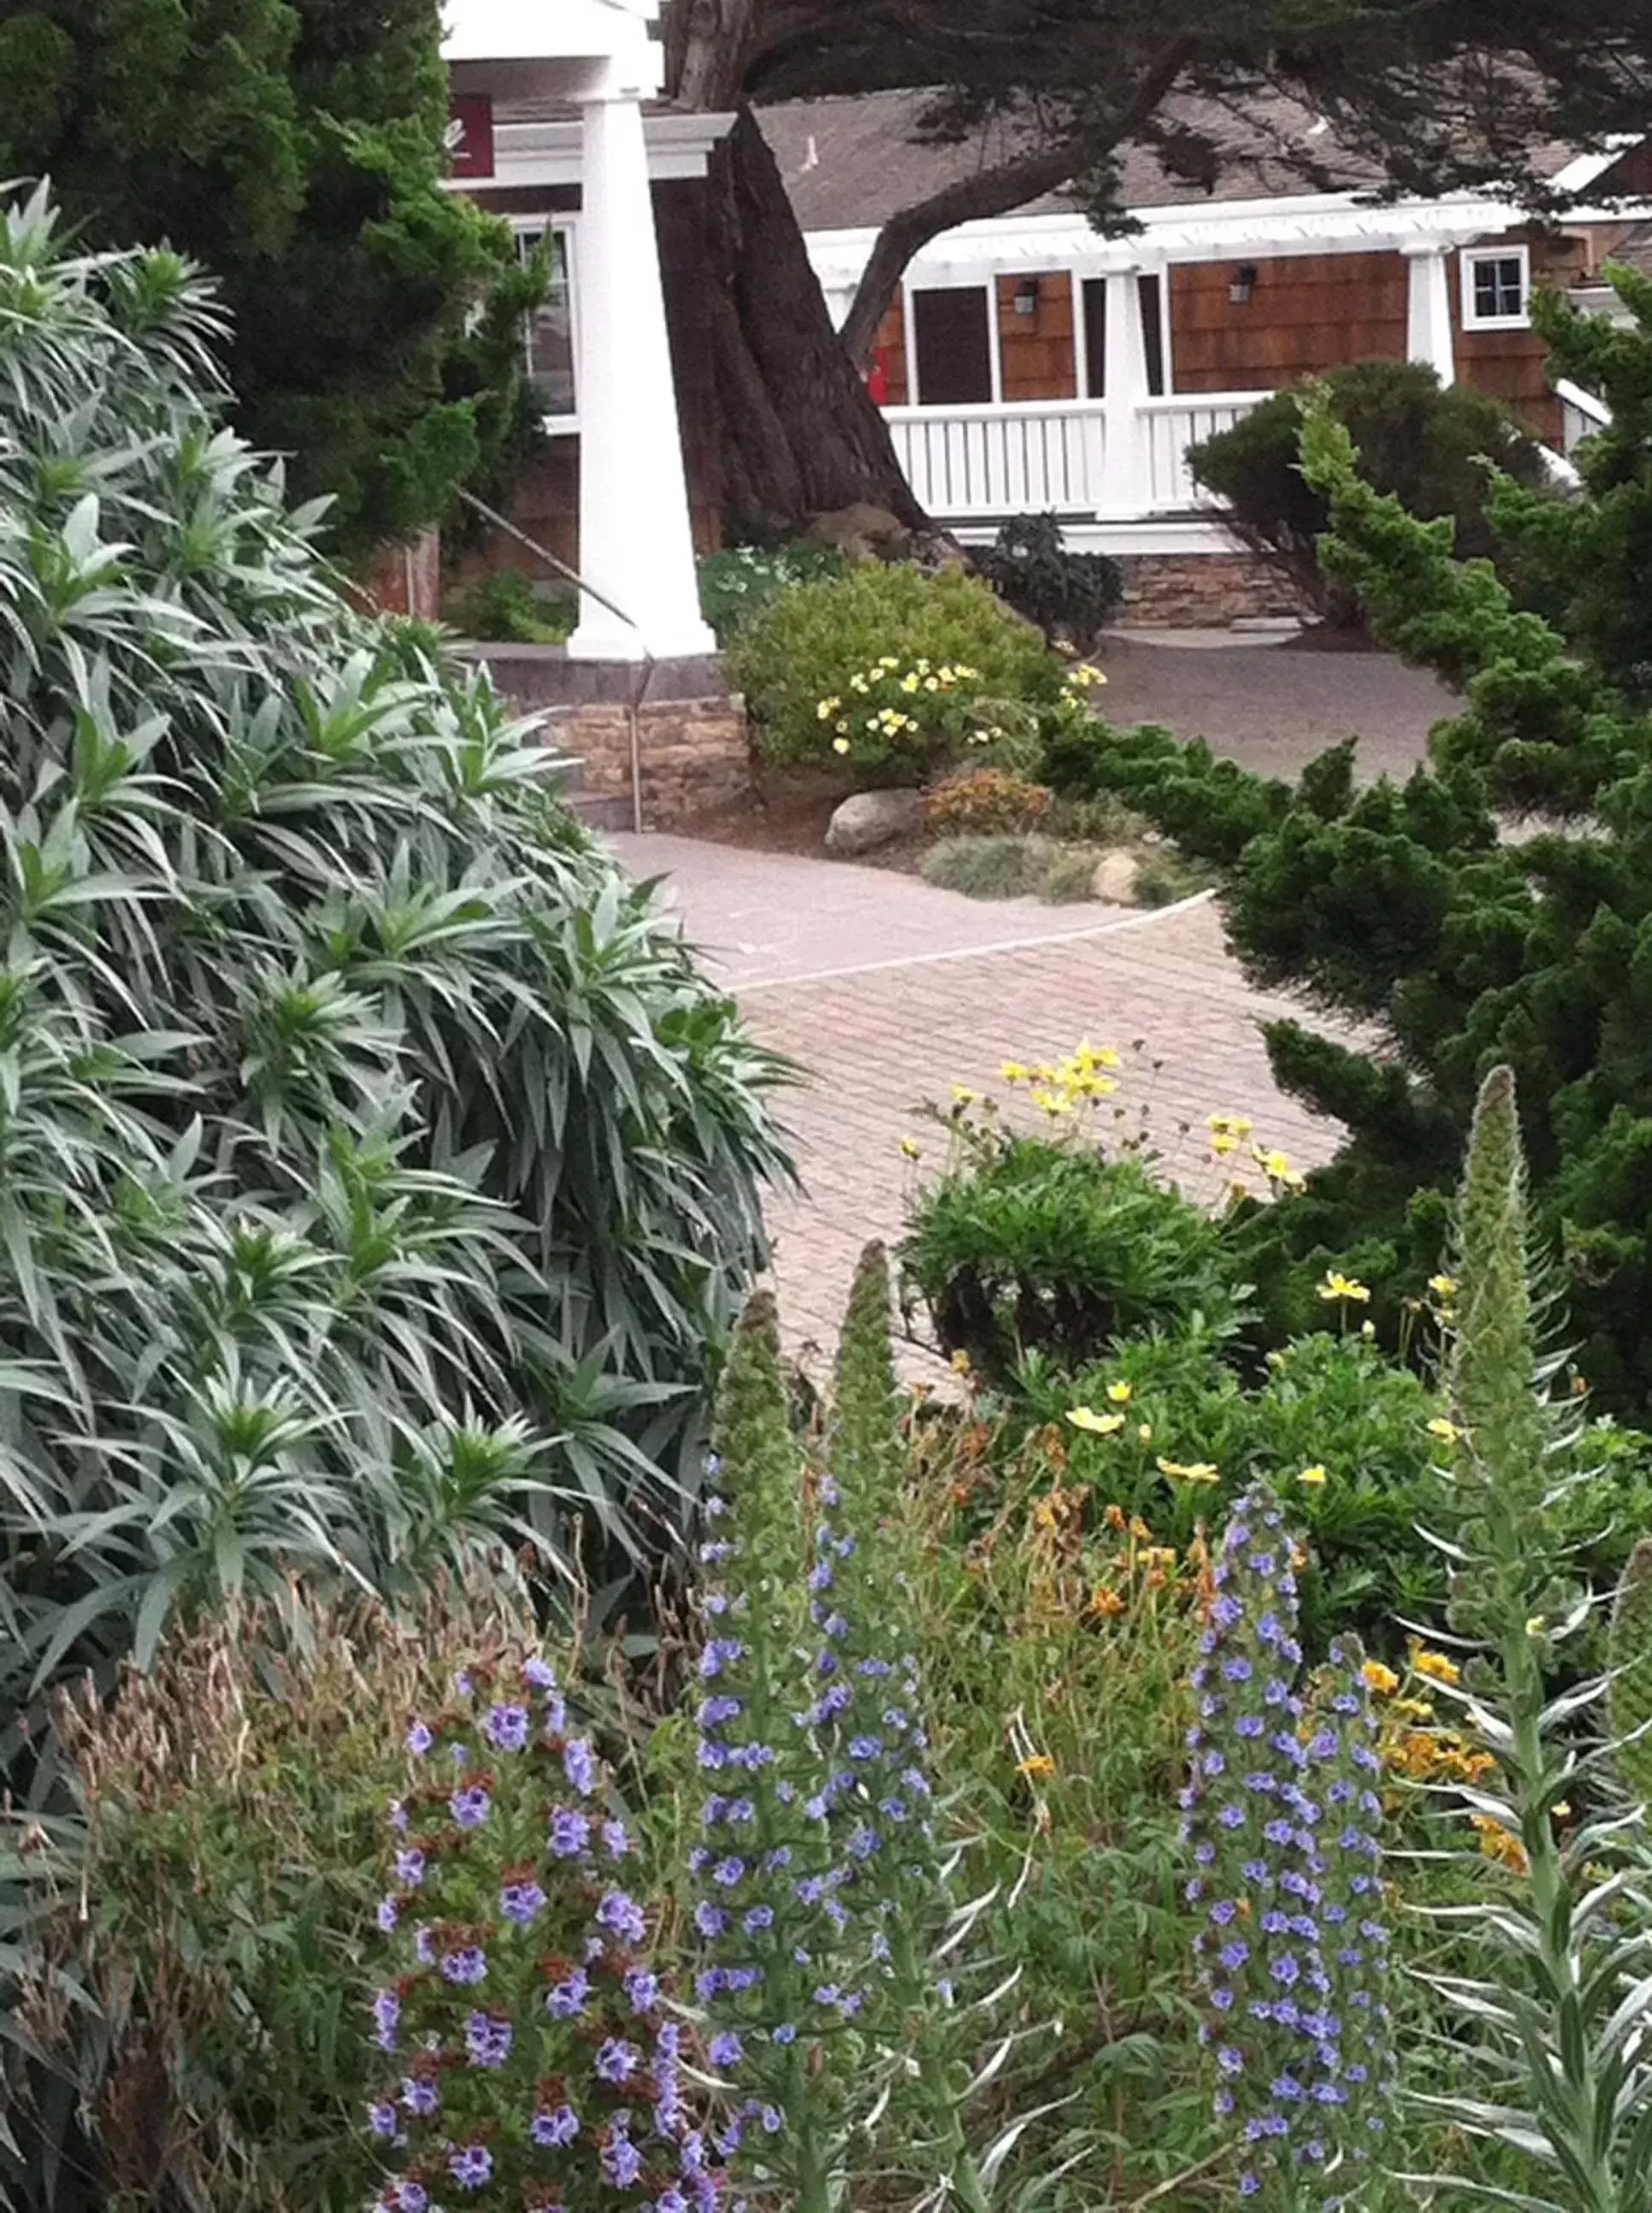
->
xmin=838 ymin=36 xmax=1195 ymax=368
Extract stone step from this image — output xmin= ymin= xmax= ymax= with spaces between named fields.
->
xmin=567 ymin=790 xmax=633 ymax=832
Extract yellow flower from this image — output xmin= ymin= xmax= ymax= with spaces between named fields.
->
xmin=1427 ymin=1416 xmax=1460 ymax=1443
xmin=1106 ymin=1380 xmax=1132 ymax=1404
xmin=1413 ymin=1649 xmax=1461 ymax=1686
xmin=949 ymin=1350 xmax=972 ymax=1375
xmin=950 ymin=1084 xmax=977 ymax=1106
xmin=1361 ymin=1660 xmax=1400 ymax=1696
xmin=1526 ymin=1615 xmax=1547 ymax=1638
xmin=901 ymin=672 xmax=920 ymax=693
xmin=1211 ymin=1132 xmax=1239 ymax=1156
xmin=1016 ymin=1752 xmax=1056 ymax=1777
xmin=1000 ymin=1060 xmax=1030 ymax=1084
xmin=1158 ymin=1457 xmax=1219 ymax=1485
xmin=899 ymin=1136 xmax=920 ymax=1160
xmin=1208 ymin=1112 xmax=1254 ymax=1137
xmin=1136 ymin=1422 xmax=1153 ymax=1443
xmin=1030 ymin=1088 xmax=1071 ymax=1118
xmin=1318 ymin=1270 xmax=1371 ymax=1304
xmin=1428 ymin=1274 xmax=1458 ymax=1298
xmin=1068 ymin=1406 xmax=1125 ymax=1436
xmin=1297 ymin=1464 xmax=1328 ymax=1486
xmin=849 ymin=672 xmax=869 ymax=693
xmin=816 ymin=696 xmax=841 ymax=719
xmin=1070 ymin=663 xmax=1107 ymax=687
xmin=877 ymin=655 xmax=899 ymax=669
xmin=832 ymin=736 xmax=851 ymax=755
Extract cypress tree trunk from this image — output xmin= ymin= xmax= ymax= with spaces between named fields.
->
xmin=701 ymin=109 xmax=929 ymax=533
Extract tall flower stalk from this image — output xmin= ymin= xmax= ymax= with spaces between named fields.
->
xmin=687 ymin=1260 xmax=1009 ymax=2211
xmin=1410 ymin=1065 xmax=1652 ymax=2209
xmin=1183 ymin=1481 xmax=1392 ymax=2204
xmin=686 ymin=1292 xmax=855 ymax=2213
xmin=810 ymin=1245 xmax=995 ymax=2213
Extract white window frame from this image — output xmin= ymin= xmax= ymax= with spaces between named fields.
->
xmin=1460 ymin=243 xmax=1532 ymax=333
xmin=902 ymin=275 xmax=1003 ymax=407
xmin=511 ymin=215 xmax=579 ymax=435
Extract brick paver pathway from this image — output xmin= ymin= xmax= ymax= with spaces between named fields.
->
xmin=740 ymin=896 xmax=1342 ymax=1358
xmin=614 ymin=836 xmax=1349 ymax=1366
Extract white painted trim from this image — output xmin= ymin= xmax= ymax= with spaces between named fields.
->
xmin=805 ymin=183 xmax=1652 ymax=301
xmin=1071 ymin=270 xmax=1090 ymax=399
xmin=950 ymin=517 xmax=1246 ymax=556
xmin=446 ymin=110 xmax=736 ymax=190
xmin=1459 ymin=242 xmax=1532 ymax=330
xmin=905 ymin=275 xmax=1001 ymax=406
xmin=1549 ymin=139 xmax=1643 ymax=198
xmin=509 ymin=214 xmax=580 ymax=432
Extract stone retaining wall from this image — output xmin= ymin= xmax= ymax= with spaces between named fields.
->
xmin=459 ymin=645 xmax=751 ymax=829
xmin=1112 ymin=550 xmax=1307 ymax=628
xmin=543 ymin=698 xmax=750 ymax=826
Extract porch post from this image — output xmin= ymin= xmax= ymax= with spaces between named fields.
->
xmin=567 ymin=53 xmax=715 ymax=662
xmin=1404 ymin=242 xmax=1456 ymax=387
xmin=1100 ymin=267 xmax=1154 ymax=516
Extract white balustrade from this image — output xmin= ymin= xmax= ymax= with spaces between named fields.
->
xmin=1136 ymin=393 xmax=1264 ymax=511
xmin=882 ymin=391 xmax=1268 ymax=523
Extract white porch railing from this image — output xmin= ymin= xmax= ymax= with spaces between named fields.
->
xmin=883 ymin=390 xmax=1268 ymax=523
xmin=882 ymin=401 xmax=1109 ymax=519
xmin=1555 ymin=376 xmax=1611 ymax=455
xmin=1138 ymin=394 xmax=1262 ymax=510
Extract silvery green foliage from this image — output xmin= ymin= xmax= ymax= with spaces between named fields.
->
xmin=0 ymin=183 xmax=788 ymax=1761
xmin=1406 ymin=1067 xmax=1652 ymax=2211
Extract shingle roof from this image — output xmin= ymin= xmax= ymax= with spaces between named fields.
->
xmin=757 ymin=86 xmax=1582 ymax=234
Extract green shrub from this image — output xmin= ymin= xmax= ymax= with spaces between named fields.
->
xmin=726 ymin=560 xmax=1060 ymax=777
xmin=923 ymin=766 xmax=1052 ymax=836
xmin=1188 ymin=357 xmax=1547 ymax=617
xmin=903 ymin=1135 xmax=1240 ymax=1383
xmin=443 ymin=565 xmax=575 ymax=643
xmin=50 ymin=1591 xmax=569 ymax=2213
xmin=973 ymin=511 xmax=1124 ymax=649
xmin=1079 ymin=268 xmax=1652 ymax=1416
xmin=1043 ymin=786 xmax=1152 ymax=845
xmin=919 ymin=833 xmax=1042 ymax=898
xmin=919 ymin=833 xmax=1098 ymax=902
xmin=1134 ymin=847 xmax=1217 ymax=907
xmin=697 ymin=540 xmax=848 ymax=641
xmin=0 ymin=196 xmax=788 ymax=1771
xmin=1036 ymin=841 xmax=1100 ymax=902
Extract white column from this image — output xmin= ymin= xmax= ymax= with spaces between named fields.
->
xmin=1100 ymin=268 xmax=1153 ymax=517
xmin=567 ymin=60 xmax=715 ymax=663
xmin=1404 ymin=242 xmax=1456 ymax=388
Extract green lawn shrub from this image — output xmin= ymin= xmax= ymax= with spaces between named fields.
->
xmin=697 ymin=540 xmax=849 ymax=641
xmin=726 ymin=561 xmax=1061 ymax=778
xmin=1188 ymin=356 xmax=1548 ymax=618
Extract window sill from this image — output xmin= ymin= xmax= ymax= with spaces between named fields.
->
xmin=1462 ymin=316 xmax=1531 ymax=334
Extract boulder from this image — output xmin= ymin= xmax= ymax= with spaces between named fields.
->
xmin=826 ymin=789 xmax=925 ymax=855
xmin=1091 ymin=848 xmax=1142 ymax=905
xmin=804 ymin=503 xmax=914 ymax=562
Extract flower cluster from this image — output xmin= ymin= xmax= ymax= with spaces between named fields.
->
xmin=367 ymin=1654 xmax=723 ymax=2213
xmin=811 ymin=656 xmax=1013 ymax=771
xmin=1182 ymin=1484 xmax=1392 ymax=2202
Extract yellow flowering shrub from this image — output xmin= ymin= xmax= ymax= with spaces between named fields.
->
xmin=726 ymin=561 xmax=1061 ymax=774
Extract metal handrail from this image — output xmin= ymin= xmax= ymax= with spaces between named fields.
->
xmin=455 ymin=488 xmax=654 ymax=835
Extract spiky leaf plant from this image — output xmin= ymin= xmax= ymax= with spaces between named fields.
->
xmin=0 ymin=184 xmax=787 ymax=1758
xmin=1609 ymin=1540 xmax=1652 ymax=1809
xmin=1406 ymin=1066 xmax=1652 ymax=2211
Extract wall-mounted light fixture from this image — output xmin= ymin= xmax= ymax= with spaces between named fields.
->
xmin=1013 ymin=276 xmax=1041 ymax=318
xmin=1229 ymin=262 xmax=1259 ymax=305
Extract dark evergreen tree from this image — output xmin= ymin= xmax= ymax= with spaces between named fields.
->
xmin=0 ymin=0 xmax=541 ymax=556
xmin=1053 ymin=266 xmax=1652 ymax=1416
